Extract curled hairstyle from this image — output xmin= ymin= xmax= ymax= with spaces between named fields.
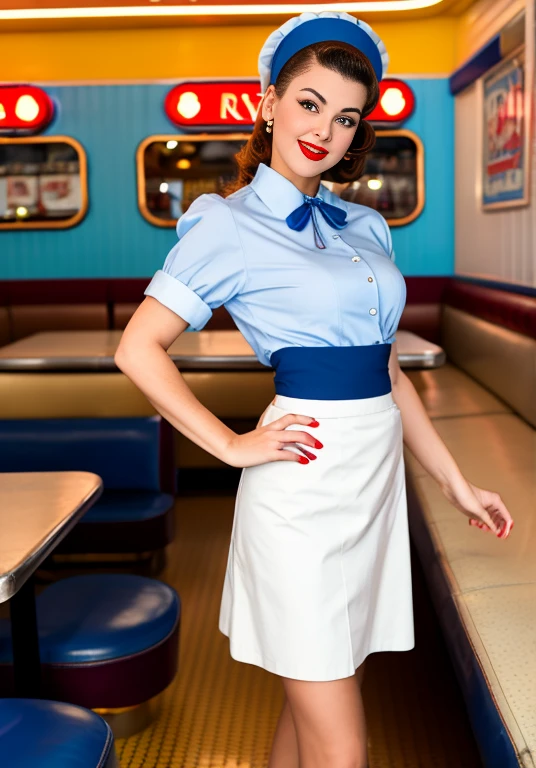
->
xmin=224 ymin=40 xmax=380 ymax=196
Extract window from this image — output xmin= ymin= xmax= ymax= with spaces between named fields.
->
xmin=137 ymin=129 xmax=424 ymax=228
xmin=0 ymin=136 xmax=88 ymax=230
xmin=137 ymin=134 xmax=248 ymax=227
xmin=325 ymin=130 xmax=424 ymax=226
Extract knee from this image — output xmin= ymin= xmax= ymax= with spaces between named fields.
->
xmin=303 ymin=737 xmax=367 ymax=768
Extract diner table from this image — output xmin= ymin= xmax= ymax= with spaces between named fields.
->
xmin=0 ymin=471 xmax=103 ymax=697
xmin=0 ymin=329 xmax=446 ymax=371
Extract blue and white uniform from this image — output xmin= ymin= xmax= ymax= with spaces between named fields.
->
xmin=145 ymin=161 xmax=415 ymax=680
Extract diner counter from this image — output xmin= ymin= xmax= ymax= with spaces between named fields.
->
xmin=0 ymin=329 xmax=446 ymax=372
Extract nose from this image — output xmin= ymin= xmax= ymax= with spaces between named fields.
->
xmin=313 ymin=118 xmax=331 ymax=142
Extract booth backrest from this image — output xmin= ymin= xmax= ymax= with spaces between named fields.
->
xmin=0 ymin=308 xmax=9 ymax=347
xmin=441 ymin=282 xmax=536 ymax=428
xmin=0 ymin=416 xmax=176 ymax=492
xmin=10 ymin=305 xmax=108 ymax=341
xmin=0 ymin=277 xmax=450 ymax=345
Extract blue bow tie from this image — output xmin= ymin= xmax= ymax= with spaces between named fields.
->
xmin=286 ymin=194 xmax=348 ymax=249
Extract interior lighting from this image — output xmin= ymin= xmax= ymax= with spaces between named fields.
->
xmin=176 ymin=92 xmax=201 ymax=119
xmin=367 ymin=179 xmax=383 ymax=190
xmin=0 ymin=0 xmax=445 ymax=21
xmin=380 ymin=88 xmax=406 ymax=117
xmin=15 ymin=94 xmax=40 ymax=122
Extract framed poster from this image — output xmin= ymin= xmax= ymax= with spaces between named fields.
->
xmin=482 ymin=49 xmax=529 ymax=209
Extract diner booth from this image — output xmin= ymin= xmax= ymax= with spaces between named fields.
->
xmin=0 ymin=0 xmax=534 ymax=765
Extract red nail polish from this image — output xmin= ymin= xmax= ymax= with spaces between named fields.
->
xmin=298 ymin=456 xmax=309 ymax=464
xmin=314 ymin=440 xmax=323 ymax=449
xmin=309 ymin=419 xmax=320 ymax=427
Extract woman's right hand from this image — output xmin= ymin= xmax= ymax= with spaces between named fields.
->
xmin=225 ymin=412 xmax=322 ymax=468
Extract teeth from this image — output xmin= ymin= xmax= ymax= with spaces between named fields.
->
xmin=301 ymin=142 xmax=325 ymax=154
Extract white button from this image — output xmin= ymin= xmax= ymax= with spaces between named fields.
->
xmin=369 ymin=308 xmax=377 ymax=315
xmin=368 ymin=276 xmax=373 ymax=282
xmin=332 ymin=234 xmax=340 ymax=239
xmin=352 ymin=256 xmax=360 ymax=262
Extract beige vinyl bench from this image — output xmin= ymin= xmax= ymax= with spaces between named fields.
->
xmin=404 ymin=282 xmax=536 ymax=768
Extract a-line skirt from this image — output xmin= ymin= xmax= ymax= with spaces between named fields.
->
xmin=218 ymin=389 xmax=415 ymax=681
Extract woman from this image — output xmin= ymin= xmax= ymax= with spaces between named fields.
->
xmin=116 ymin=12 xmax=514 ymax=768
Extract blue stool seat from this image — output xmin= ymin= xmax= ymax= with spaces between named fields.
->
xmin=0 ymin=698 xmax=117 ymax=768
xmin=0 ymin=574 xmax=181 ymax=708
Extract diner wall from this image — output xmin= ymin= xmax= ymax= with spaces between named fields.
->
xmin=455 ymin=84 xmax=536 ymax=289
xmin=1 ymin=17 xmax=456 ymax=82
xmin=0 ymin=78 xmax=453 ymax=280
xmin=1 ymin=17 xmax=455 ymax=280
xmin=453 ymin=0 xmax=535 ymax=290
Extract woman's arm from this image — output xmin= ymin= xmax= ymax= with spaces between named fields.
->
xmin=115 ymin=297 xmax=239 ymax=462
xmin=388 ymin=342 xmax=514 ymax=539
xmin=114 ymin=297 xmax=320 ymax=468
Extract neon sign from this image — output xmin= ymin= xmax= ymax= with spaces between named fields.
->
xmin=0 ymin=85 xmax=55 ymax=135
xmin=165 ymin=79 xmax=415 ymax=131
xmin=369 ymin=79 xmax=415 ymax=123
xmin=165 ymin=81 xmax=263 ymax=129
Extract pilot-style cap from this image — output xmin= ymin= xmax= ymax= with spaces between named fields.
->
xmin=258 ymin=11 xmax=389 ymax=94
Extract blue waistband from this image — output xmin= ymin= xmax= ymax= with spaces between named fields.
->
xmin=269 ymin=345 xmax=392 ymax=400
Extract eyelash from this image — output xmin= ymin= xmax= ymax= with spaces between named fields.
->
xmin=297 ymin=99 xmax=357 ymax=128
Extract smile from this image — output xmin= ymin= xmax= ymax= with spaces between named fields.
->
xmin=297 ymin=140 xmax=329 ymax=161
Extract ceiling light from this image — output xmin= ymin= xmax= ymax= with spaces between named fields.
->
xmin=0 ymin=0 xmax=444 ymax=21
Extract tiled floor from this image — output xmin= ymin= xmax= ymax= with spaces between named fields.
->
xmin=115 ymin=492 xmax=484 ymax=767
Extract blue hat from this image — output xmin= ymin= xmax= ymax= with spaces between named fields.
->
xmin=258 ymin=11 xmax=388 ymax=94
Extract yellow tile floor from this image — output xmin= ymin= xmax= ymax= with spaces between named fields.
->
xmin=115 ymin=493 xmax=484 ymax=768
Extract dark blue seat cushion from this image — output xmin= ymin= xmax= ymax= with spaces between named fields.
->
xmin=0 ymin=698 xmax=116 ymax=768
xmin=0 ymin=574 xmax=180 ymax=664
xmin=82 ymin=490 xmax=174 ymax=523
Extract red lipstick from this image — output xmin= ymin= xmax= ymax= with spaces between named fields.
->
xmin=297 ymin=140 xmax=329 ymax=161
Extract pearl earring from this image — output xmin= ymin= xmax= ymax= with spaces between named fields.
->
xmin=266 ymin=119 xmax=273 ymax=133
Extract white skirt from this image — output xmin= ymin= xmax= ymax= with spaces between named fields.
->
xmin=218 ymin=390 xmax=415 ymax=681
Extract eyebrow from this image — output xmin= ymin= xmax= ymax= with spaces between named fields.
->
xmin=299 ymin=87 xmax=362 ymax=115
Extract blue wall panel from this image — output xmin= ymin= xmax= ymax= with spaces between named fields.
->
xmin=393 ymin=78 xmax=454 ymax=276
xmin=0 ymin=78 xmax=453 ymax=279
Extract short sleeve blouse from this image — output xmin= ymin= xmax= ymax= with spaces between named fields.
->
xmin=144 ymin=162 xmax=407 ymax=367
xmin=144 ymin=194 xmax=246 ymax=331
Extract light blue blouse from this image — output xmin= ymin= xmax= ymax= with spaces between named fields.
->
xmin=144 ymin=162 xmax=407 ymax=368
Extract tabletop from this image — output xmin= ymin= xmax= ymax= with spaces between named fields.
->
xmin=0 ymin=471 xmax=103 ymax=602
xmin=0 ymin=329 xmax=446 ymax=371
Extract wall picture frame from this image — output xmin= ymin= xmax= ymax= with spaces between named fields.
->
xmin=481 ymin=48 xmax=530 ymax=210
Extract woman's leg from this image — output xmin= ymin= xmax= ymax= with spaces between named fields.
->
xmin=267 ymin=697 xmax=300 ymax=768
xmin=268 ymin=661 xmax=367 ymax=768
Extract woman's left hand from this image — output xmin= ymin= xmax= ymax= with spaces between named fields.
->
xmin=441 ymin=476 xmax=514 ymax=539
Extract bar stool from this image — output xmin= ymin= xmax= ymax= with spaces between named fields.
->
xmin=0 ymin=698 xmax=117 ymax=767
xmin=0 ymin=573 xmax=180 ymax=709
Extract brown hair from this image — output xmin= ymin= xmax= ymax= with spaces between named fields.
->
xmin=223 ymin=40 xmax=380 ymax=196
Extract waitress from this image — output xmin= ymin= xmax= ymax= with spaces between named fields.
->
xmin=117 ymin=11 xmax=513 ymax=767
